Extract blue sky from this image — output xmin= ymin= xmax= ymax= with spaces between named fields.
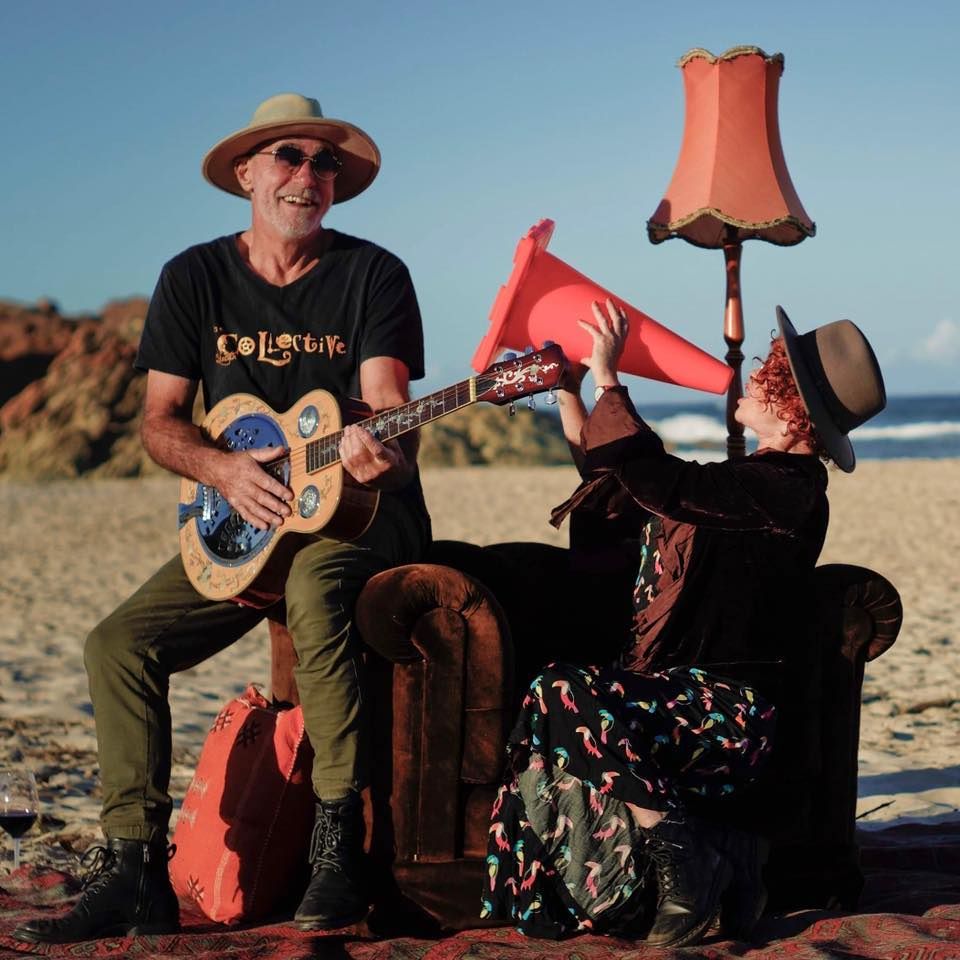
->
xmin=2 ymin=0 xmax=957 ymax=401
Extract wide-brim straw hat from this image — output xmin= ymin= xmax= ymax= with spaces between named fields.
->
xmin=776 ymin=306 xmax=886 ymax=473
xmin=202 ymin=93 xmax=380 ymax=204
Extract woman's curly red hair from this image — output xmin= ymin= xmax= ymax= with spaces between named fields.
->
xmin=752 ymin=337 xmax=831 ymax=463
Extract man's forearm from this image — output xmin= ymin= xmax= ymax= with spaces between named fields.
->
xmin=141 ymin=415 xmax=229 ymax=487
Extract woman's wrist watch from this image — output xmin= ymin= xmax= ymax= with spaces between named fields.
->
xmin=594 ymin=383 xmax=619 ymax=402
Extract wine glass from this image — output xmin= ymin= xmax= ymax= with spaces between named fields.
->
xmin=0 ymin=766 xmax=40 ymax=871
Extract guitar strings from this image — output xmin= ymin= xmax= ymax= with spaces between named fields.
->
xmin=194 ymin=356 xmax=560 ymax=531
xmin=251 ymin=374 xmax=508 ymax=475
xmin=216 ymin=350 xmax=558 ymax=481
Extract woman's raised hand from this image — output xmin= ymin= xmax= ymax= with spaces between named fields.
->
xmin=577 ymin=298 xmax=629 ymax=386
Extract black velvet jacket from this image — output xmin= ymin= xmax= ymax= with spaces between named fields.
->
xmin=551 ymin=387 xmax=829 ymax=695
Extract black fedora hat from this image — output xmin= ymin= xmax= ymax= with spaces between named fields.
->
xmin=776 ymin=306 xmax=886 ymax=473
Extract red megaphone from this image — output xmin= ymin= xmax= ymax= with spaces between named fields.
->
xmin=472 ymin=220 xmax=733 ymax=395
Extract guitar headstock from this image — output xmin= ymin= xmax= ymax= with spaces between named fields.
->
xmin=474 ymin=344 xmax=568 ymax=406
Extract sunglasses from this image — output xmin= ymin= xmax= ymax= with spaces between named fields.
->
xmin=254 ymin=144 xmax=342 ymax=180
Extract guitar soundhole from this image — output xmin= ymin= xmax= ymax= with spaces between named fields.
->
xmin=191 ymin=413 xmax=290 ymax=565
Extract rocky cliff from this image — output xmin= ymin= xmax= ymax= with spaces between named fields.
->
xmin=0 ymin=299 xmax=569 ymax=479
xmin=0 ymin=298 xmax=162 ymax=479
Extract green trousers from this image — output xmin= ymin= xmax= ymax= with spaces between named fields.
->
xmin=84 ymin=493 xmax=430 ymax=843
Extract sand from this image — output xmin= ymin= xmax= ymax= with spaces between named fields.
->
xmin=1 ymin=458 xmax=958 ymax=872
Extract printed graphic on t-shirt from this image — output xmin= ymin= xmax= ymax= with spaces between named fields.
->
xmin=214 ymin=325 xmax=348 ymax=368
xmin=135 ymin=233 xmax=425 ymax=411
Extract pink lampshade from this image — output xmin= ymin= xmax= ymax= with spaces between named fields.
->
xmin=647 ymin=46 xmax=815 ymax=248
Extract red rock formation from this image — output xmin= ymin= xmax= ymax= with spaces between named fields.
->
xmin=0 ymin=296 xmax=569 ymax=478
xmin=0 ymin=297 xmax=162 ymax=479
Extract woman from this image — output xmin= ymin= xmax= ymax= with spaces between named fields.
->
xmin=482 ymin=300 xmax=886 ymax=947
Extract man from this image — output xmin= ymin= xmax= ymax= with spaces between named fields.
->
xmin=14 ymin=93 xmax=431 ymax=943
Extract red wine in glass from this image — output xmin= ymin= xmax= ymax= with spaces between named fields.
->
xmin=0 ymin=811 xmax=38 ymax=839
xmin=0 ymin=767 xmax=40 ymax=871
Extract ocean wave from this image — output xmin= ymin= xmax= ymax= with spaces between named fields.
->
xmin=854 ymin=421 xmax=960 ymax=441
xmin=653 ymin=414 xmax=727 ymax=446
xmin=672 ymin=448 xmax=727 ymax=463
xmin=653 ymin=414 xmax=960 ymax=447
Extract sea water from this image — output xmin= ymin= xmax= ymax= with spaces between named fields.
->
xmin=640 ymin=394 xmax=960 ymax=462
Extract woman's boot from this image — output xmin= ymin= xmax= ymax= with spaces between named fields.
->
xmin=643 ymin=815 xmax=732 ymax=948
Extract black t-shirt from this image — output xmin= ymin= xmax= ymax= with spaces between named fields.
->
xmin=136 ymin=230 xmax=430 ymax=523
xmin=136 ymin=230 xmax=425 ymax=413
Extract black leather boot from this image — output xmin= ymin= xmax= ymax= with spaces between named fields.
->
xmin=715 ymin=824 xmax=770 ymax=940
xmin=643 ymin=815 xmax=732 ymax=948
xmin=294 ymin=793 xmax=368 ymax=930
xmin=12 ymin=837 xmax=180 ymax=944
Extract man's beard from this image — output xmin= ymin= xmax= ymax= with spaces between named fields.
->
xmin=258 ymin=191 xmax=327 ymax=239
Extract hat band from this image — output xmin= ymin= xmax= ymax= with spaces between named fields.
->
xmin=800 ymin=339 xmax=862 ymax=436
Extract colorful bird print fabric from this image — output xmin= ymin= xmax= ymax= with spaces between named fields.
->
xmin=483 ymin=520 xmax=776 ymax=937
xmin=633 ymin=516 xmax=665 ymax=614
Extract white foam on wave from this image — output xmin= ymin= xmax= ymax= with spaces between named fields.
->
xmin=854 ymin=421 xmax=960 ymax=441
xmin=654 ymin=414 xmax=960 ymax=447
xmin=653 ymin=414 xmax=727 ymax=446
xmin=676 ymin=448 xmax=727 ymax=463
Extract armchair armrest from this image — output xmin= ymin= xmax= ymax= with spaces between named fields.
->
xmin=356 ymin=563 xmax=513 ymax=862
xmin=741 ymin=564 xmax=903 ymax=911
xmin=775 ymin=563 xmax=905 ymax=908
xmin=814 ymin=564 xmax=903 ymax=663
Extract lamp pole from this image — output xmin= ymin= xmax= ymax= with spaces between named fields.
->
xmin=722 ymin=228 xmax=746 ymax=458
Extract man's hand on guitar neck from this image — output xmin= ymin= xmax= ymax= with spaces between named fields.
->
xmin=339 ymin=424 xmax=414 ymax=491
xmin=348 ymin=356 xmax=418 ymax=491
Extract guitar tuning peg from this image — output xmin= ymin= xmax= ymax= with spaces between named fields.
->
xmin=543 ymin=340 xmax=556 ymax=348
xmin=508 ymin=401 xmax=516 ymax=417
xmin=503 ymin=351 xmax=518 ymax=361
xmin=527 ymin=397 xmax=536 ymax=411
xmin=524 ymin=345 xmax=534 ymax=355
xmin=545 ymin=389 xmax=558 ymax=405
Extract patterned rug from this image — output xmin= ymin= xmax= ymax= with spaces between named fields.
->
xmin=3 ymin=826 xmax=960 ymax=959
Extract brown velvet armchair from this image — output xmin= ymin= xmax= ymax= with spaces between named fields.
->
xmin=268 ymin=539 xmax=902 ymax=932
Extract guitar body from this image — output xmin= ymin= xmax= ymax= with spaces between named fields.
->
xmin=178 ymin=390 xmax=379 ymax=608
xmin=176 ymin=344 xmax=567 ymax=608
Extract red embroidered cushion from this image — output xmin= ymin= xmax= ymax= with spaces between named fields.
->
xmin=169 ymin=684 xmax=315 ymax=924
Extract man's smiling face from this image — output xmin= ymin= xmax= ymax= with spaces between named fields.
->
xmin=236 ymin=137 xmax=336 ymax=240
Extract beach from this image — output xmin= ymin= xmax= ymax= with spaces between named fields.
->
xmin=1 ymin=458 xmax=958 ymax=871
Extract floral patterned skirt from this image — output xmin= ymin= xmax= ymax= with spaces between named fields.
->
xmin=483 ymin=662 xmax=776 ymax=938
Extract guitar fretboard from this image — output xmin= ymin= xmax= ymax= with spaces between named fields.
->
xmin=305 ymin=379 xmax=477 ymax=473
